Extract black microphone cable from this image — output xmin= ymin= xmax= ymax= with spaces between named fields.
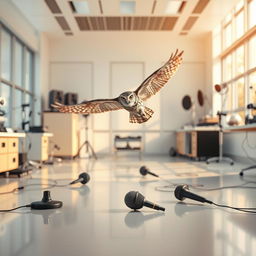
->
xmin=0 ymin=204 xmax=31 ymax=213
xmin=174 ymin=185 xmax=256 ymax=214
xmin=211 ymin=202 xmax=256 ymax=214
xmin=0 ymin=173 xmax=90 ymax=195
xmin=155 ymin=180 xmax=256 ymax=193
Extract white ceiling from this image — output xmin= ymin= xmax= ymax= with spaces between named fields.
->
xmin=10 ymin=0 xmax=240 ymax=37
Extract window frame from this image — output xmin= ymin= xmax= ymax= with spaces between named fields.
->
xmin=0 ymin=22 xmax=35 ymax=129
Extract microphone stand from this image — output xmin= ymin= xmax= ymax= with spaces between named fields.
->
xmin=74 ymin=114 xmax=97 ymax=160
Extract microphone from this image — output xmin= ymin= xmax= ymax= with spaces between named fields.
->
xmin=69 ymin=172 xmax=90 ymax=185
xmin=174 ymin=185 xmax=212 ymax=204
xmin=124 ymin=191 xmax=165 ymax=211
xmin=139 ymin=166 xmax=159 ymax=177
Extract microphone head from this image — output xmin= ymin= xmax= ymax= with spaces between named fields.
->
xmin=79 ymin=172 xmax=90 ymax=184
xmin=174 ymin=184 xmax=189 ymax=201
xmin=139 ymin=166 xmax=148 ymax=176
xmin=124 ymin=191 xmax=144 ymax=210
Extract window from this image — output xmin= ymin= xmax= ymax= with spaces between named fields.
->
xmin=223 ymin=23 xmax=232 ymax=49
xmin=249 ymin=35 xmax=256 ymax=69
xmin=0 ymin=83 xmax=12 ymax=127
xmin=212 ymin=0 xmax=256 ymax=125
xmin=249 ymin=71 xmax=256 ymax=116
xmin=223 ymin=55 xmax=232 ymax=81
xmin=1 ymin=30 xmax=11 ymax=81
xmin=235 ymin=9 xmax=244 ymax=39
xmin=14 ymin=40 xmax=23 ymax=86
xmin=248 ymin=0 xmax=256 ymax=29
xmin=25 ymin=49 xmax=33 ymax=92
xmin=0 ymin=23 xmax=35 ymax=129
xmin=235 ymin=46 xmax=244 ymax=75
xmin=14 ymin=90 xmax=22 ymax=129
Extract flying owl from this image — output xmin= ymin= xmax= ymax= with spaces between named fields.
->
xmin=52 ymin=50 xmax=183 ymax=123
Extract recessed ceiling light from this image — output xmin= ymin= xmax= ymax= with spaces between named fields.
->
xmin=165 ymin=0 xmax=182 ymax=14
xmin=70 ymin=1 xmax=90 ymax=14
xmin=120 ymin=1 xmax=136 ymax=14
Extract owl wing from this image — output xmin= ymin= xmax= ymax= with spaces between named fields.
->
xmin=135 ymin=49 xmax=183 ymax=101
xmin=51 ymin=98 xmax=123 ymax=114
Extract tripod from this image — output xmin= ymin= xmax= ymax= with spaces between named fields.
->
xmin=206 ymin=111 xmax=234 ymax=165
xmin=74 ymin=115 xmax=97 ymax=160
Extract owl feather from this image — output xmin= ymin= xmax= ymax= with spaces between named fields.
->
xmin=51 ymin=49 xmax=183 ymax=123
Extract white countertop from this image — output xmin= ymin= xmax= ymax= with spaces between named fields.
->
xmin=177 ymin=126 xmax=220 ymax=132
xmin=27 ymin=132 xmax=53 ymax=137
xmin=0 ymin=157 xmax=255 ymax=256
xmin=0 ymin=132 xmax=26 ymax=138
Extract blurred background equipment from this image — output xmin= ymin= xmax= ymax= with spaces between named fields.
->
xmin=49 ymin=90 xmax=64 ymax=111
xmin=65 ymin=92 xmax=78 ymax=105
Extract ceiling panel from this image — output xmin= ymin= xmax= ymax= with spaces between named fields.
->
xmin=55 ymin=16 xmax=71 ymax=30
xmin=162 ymin=17 xmax=178 ymax=30
xmin=10 ymin=0 xmax=241 ymax=37
xmin=182 ymin=16 xmax=198 ymax=30
xmin=45 ymin=0 xmax=62 ymax=14
xmin=192 ymin=0 xmax=210 ymax=14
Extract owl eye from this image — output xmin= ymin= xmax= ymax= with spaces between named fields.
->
xmin=129 ymin=95 xmax=133 ymax=99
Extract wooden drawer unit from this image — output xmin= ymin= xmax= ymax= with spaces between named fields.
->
xmin=0 ymin=133 xmax=23 ymax=173
xmin=176 ymin=132 xmax=185 ymax=155
xmin=176 ymin=130 xmax=219 ymax=159
xmin=8 ymin=138 xmax=18 ymax=153
xmin=0 ymin=154 xmax=8 ymax=172
xmin=42 ymin=136 xmax=48 ymax=147
xmin=0 ymin=138 xmax=8 ymax=154
xmin=27 ymin=133 xmax=52 ymax=161
xmin=8 ymin=153 xmax=18 ymax=170
xmin=191 ymin=132 xmax=197 ymax=157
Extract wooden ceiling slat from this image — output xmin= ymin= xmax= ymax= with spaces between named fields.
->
xmin=106 ymin=17 xmax=121 ymax=30
xmin=161 ymin=17 xmax=178 ymax=30
xmin=75 ymin=17 xmax=90 ymax=30
xmin=182 ymin=16 xmax=198 ymax=30
xmin=90 ymin=17 xmax=98 ymax=30
xmin=123 ymin=17 xmax=132 ymax=30
xmin=55 ymin=16 xmax=71 ymax=31
xmin=45 ymin=0 xmax=62 ymax=14
xmin=98 ymin=0 xmax=104 ymax=15
xmin=178 ymin=1 xmax=187 ymax=13
xmin=192 ymin=0 xmax=210 ymax=14
xmin=97 ymin=17 xmax=105 ymax=30
xmin=75 ymin=16 xmax=180 ymax=31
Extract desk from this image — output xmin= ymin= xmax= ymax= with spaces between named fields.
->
xmin=0 ymin=132 xmax=25 ymax=173
xmin=176 ymin=127 xmax=219 ymax=159
xmin=223 ymin=123 xmax=256 ymax=132
xmin=0 ymin=157 xmax=255 ymax=256
xmin=27 ymin=133 xmax=53 ymax=162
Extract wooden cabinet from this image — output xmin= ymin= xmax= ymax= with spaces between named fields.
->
xmin=27 ymin=133 xmax=53 ymax=162
xmin=0 ymin=134 xmax=24 ymax=173
xmin=43 ymin=112 xmax=79 ymax=157
xmin=176 ymin=130 xmax=219 ymax=159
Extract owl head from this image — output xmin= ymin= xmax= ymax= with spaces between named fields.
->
xmin=119 ymin=91 xmax=137 ymax=107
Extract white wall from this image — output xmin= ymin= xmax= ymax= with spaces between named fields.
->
xmin=48 ymin=32 xmax=209 ymax=155
xmin=0 ymin=0 xmax=38 ymax=51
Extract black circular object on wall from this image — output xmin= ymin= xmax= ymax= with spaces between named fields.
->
xmin=182 ymin=95 xmax=192 ymax=110
xmin=197 ymin=90 xmax=204 ymax=106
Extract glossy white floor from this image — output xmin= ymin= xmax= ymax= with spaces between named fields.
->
xmin=1 ymin=155 xmax=256 ymax=256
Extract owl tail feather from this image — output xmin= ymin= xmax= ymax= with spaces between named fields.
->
xmin=129 ymin=107 xmax=154 ymax=124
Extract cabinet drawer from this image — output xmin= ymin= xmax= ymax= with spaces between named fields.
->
xmin=8 ymin=153 xmax=18 ymax=170
xmin=8 ymin=138 xmax=18 ymax=153
xmin=41 ymin=136 xmax=48 ymax=147
xmin=0 ymin=138 xmax=8 ymax=154
xmin=0 ymin=154 xmax=8 ymax=172
xmin=41 ymin=147 xmax=48 ymax=161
